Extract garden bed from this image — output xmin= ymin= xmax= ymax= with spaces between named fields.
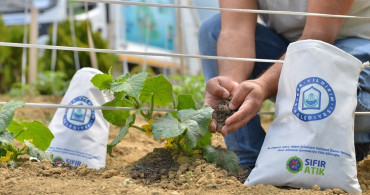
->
xmin=1 ymin=96 xmax=369 ymax=194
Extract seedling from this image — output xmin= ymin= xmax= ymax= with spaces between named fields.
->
xmin=0 ymin=100 xmax=54 ymax=167
xmin=91 ymin=71 xmax=240 ymax=172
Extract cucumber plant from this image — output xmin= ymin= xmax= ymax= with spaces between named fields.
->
xmin=91 ymin=71 xmax=240 ymax=172
xmin=0 ymin=100 xmax=54 ymax=167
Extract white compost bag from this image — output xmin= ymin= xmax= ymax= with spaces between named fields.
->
xmin=245 ymin=40 xmax=364 ymax=194
xmin=46 ymin=68 xmax=111 ymax=169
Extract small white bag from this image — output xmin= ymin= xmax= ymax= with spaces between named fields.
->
xmin=46 ymin=68 xmax=111 ymax=169
xmin=245 ymin=40 xmax=364 ymax=194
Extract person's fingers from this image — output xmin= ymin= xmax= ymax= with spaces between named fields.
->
xmin=225 ymin=100 xmax=257 ymax=127
xmin=217 ymin=76 xmax=238 ymax=93
xmin=205 ymin=78 xmax=230 ymax=100
xmin=229 ymin=82 xmax=253 ymax=110
xmin=209 ymin=119 xmax=217 ymax=132
xmin=205 ymin=76 xmax=239 ymax=99
xmin=222 ymin=83 xmax=264 ymax=135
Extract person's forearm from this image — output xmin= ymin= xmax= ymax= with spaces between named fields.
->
xmin=301 ymin=0 xmax=354 ymax=43
xmin=217 ymin=33 xmax=256 ymax=83
xmin=255 ymin=0 xmax=354 ymax=99
xmin=254 ymin=55 xmax=285 ymax=100
xmin=218 ymin=0 xmax=258 ymax=83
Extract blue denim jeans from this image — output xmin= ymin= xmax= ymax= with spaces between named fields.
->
xmin=198 ymin=13 xmax=370 ymax=168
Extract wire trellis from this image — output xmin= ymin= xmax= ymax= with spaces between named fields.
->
xmin=0 ymin=0 xmax=369 ymax=115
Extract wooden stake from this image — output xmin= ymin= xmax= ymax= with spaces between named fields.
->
xmin=176 ymin=0 xmax=185 ymax=74
xmin=28 ymin=5 xmax=39 ymax=84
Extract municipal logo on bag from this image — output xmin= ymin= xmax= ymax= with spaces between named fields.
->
xmin=292 ymin=77 xmax=336 ymax=122
xmin=63 ymin=96 xmax=95 ymax=131
xmin=286 ymin=156 xmax=303 ymax=173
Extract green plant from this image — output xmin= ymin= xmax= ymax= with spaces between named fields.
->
xmin=33 ymin=71 xmax=69 ymax=96
xmin=91 ymin=71 xmax=240 ymax=172
xmin=0 ymin=16 xmax=26 ymax=93
xmin=0 ymin=100 xmax=54 ymax=167
xmin=169 ymin=75 xmax=206 ymax=109
xmin=40 ymin=19 xmax=117 ymax=80
xmin=7 ymin=71 xmax=69 ymax=97
xmin=8 ymin=82 xmax=38 ymax=97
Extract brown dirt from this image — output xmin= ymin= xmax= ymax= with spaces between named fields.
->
xmin=214 ymin=96 xmax=237 ymax=132
xmin=1 ymin=95 xmax=370 ymax=195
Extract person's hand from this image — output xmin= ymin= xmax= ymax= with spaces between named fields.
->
xmin=204 ymin=76 xmax=238 ymax=132
xmin=220 ymin=80 xmax=265 ymax=136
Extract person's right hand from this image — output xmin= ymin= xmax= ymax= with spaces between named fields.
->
xmin=204 ymin=76 xmax=239 ymax=132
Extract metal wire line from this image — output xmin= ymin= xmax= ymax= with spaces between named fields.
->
xmin=76 ymin=0 xmax=370 ymax=19
xmin=0 ymin=102 xmax=369 ymax=115
xmin=0 ymin=42 xmax=285 ymax=64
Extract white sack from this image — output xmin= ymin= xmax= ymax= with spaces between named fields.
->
xmin=46 ymin=68 xmax=111 ymax=169
xmin=245 ymin=40 xmax=363 ymax=194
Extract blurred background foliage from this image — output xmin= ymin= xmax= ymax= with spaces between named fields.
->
xmin=40 ymin=19 xmax=117 ymax=80
xmin=0 ymin=15 xmax=116 ymax=95
xmin=169 ymin=75 xmax=206 ymax=109
xmin=0 ymin=15 xmax=25 ymax=93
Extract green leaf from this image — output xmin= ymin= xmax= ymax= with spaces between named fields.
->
xmin=91 ymin=74 xmax=113 ymax=90
xmin=8 ymin=121 xmax=54 ymax=151
xmin=195 ymin=131 xmax=212 ymax=149
xmin=110 ymin=72 xmax=148 ymax=99
xmin=177 ymin=94 xmax=196 ymax=110
xmin=140 ymin=75 xmax=173 ymax=107
xmin=102 ymin=100 xmax=131 ymax=127
xmin=25 ymin=140 xmax=53 ymax=161
xmin=203 ymin=145 xmax=240 ymax=173
xmin=0 ymin=100 xmax=24 ymax=132
xmin=0 ymin=146 xmax=6 ymax=157
xmin=152 ymin=113 xmax=186 ymax=140
xmin=107 ymin=110 xmax=139 ymax=157
xmin=178 ymin=106 xmax=213 ymax=148
xmin=115 ymin=73 xmax=130 ymax=82
xmin=108 ymin=67 xmax=112 ymax=75
xmin=0 ymin=130 xmax=13 ymax=144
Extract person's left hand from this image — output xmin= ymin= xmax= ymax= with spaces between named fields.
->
xmin=220 ymin=80 xmax=265 ymax=136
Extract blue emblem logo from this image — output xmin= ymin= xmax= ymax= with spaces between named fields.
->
xmin=63 ymin=96 xmax=95 ymax=131
xmin=292 ymin=77 xmax=336 ymax=122
xmin=303 ymin=86 xmax=321 ymax=110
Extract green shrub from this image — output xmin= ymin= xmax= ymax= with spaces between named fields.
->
xmin=0 ymin=15 xmax=26 ymax=93
xmin=40 ymin=19 xmax=117 ymax=79
xmin=169 ymin=75 xmax=206 ymax=108
xmin=33 ymin=71 xmax=69 ymax=96
xmin=8 ymin=83 xmax=37 ymax=97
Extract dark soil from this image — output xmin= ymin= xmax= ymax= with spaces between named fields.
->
xmin=130 ymin=148 xmax=180 ymax=184
xmin=129 ymin=148 xmax=249 ymax=186
xmin=214 ymin=96 xmax=237 ymax=132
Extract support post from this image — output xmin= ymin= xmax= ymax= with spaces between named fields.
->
xmin=28 ymin=5 xmax=39 ymax=84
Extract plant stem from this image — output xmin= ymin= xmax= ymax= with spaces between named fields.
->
xmin=174 ymin=136 xmax=192 ymax=157
xmin=172 ymin=93 xmax=177 ymax=108
xmin=149 ymin=93 xmax=154 ymax=117
xmin=133 ymin=97 xmax=141 ymax=109
xmin=122 ymin=97 xmax=135 ymax=107
xmin=131 ymin=125 xmax=146 ymax=133
xmin=132 ymin=97 xmax=150 ymax=120
xmin=140 ymin=110 xmax=151 ymax=120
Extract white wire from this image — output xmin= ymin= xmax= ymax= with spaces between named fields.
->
xmin=0 ymin=102 xmax=176 ymax=112
xmin=0 ymin=42 xmax=285 ymax=64
xmin=1 ymin=102 xmax=369 ymax=115
xmin=75 ymin=0 xmax=370 ymax=20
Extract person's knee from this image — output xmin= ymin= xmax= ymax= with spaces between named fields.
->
xmin=198 ymin=14 xmax=220 ymax=48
